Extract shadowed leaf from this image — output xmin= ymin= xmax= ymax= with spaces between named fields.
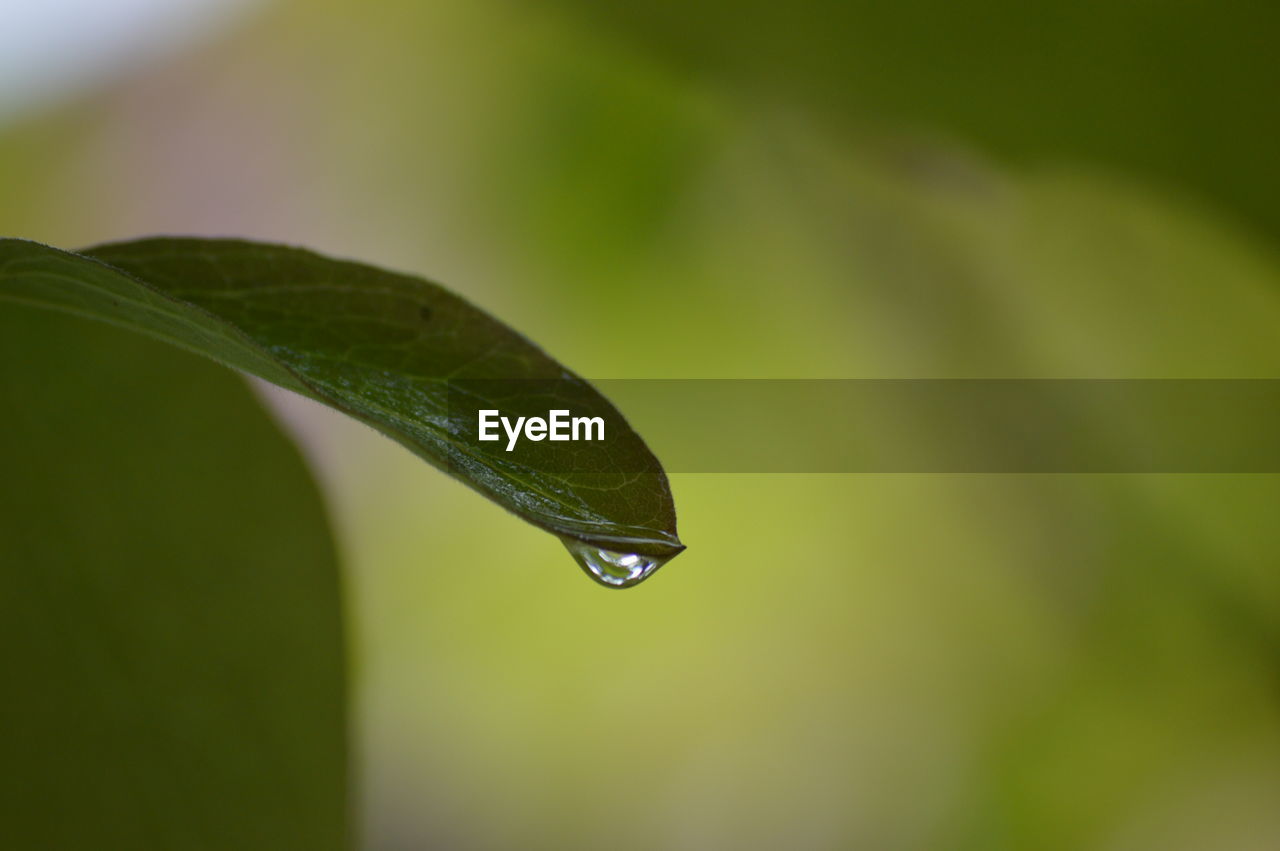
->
xmin=0 ymin=302 xmax=347 ymax=849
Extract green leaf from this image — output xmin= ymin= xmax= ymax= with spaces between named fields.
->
xmin=0 ymin=302 xmax=347 ymax=849
xmin=550 ymin=0 xmax=1280 ymax=244
xmin=0 ymin=236 xmax=683 ymax=568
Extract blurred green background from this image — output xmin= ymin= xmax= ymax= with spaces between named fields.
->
xmin=3 ymin=0 xmax=1279 ymax=848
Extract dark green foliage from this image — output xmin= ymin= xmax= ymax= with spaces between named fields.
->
xmin=0 ymin=303 xmax=347 ymax=849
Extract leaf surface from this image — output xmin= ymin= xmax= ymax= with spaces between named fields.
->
xmin=0 ymin=237 xmax=683 ymax=561
xmin=0 ymin=301 xmax=347 ymax=848
xmin=551 ymin=0 xmax=1280 ymax=243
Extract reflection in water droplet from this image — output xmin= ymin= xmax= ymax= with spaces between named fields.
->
xmin=561 ymin=538 xmax=673 ymax=589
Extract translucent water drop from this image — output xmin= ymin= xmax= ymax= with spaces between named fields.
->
xmin=561 ymin=538 xmax=674 ymax=589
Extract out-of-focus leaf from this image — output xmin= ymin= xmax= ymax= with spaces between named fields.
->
xmin=0 ymin=237 xmax=684 ymax=563
xmin=550 ymin=0 xmax=1280 ymax=243
xmin=0 ymin=302 xmax=346 ymax=849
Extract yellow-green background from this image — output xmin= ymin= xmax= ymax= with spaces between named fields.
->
xmin=4 ymin=1 xmax=1279 ymax=847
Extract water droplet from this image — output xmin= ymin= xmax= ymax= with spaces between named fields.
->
xmin=561 ymin=538 xmax=674 ymax=589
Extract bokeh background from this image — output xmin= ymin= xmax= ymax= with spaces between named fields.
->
xmin=4 ymin=1 xmax=1280 ymax=848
